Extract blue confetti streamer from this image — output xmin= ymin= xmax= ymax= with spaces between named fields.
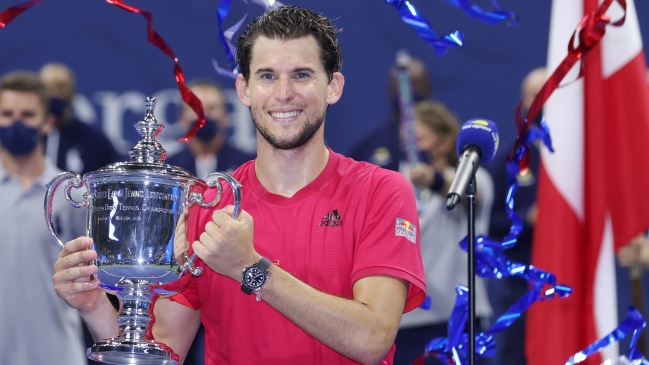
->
xmin=564 ymin=307 xmax=649 ymax=365
xmin=212 ymin=0 xmax=283 ymax=78
xmin=419 ymin=295 xmax=432 ymax=310
xmin=442 ymin=0 xmax=518 ymax=26
xmin=385 ymin=0 xmax=463 ymax=55
xmin=502 ymin=119 xmax=553 ymax=250
xmin=213 ymin=0 xmax=245 ymax=78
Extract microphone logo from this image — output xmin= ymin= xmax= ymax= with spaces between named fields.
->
xmin=457 ymin=119 xmax=499 ymax=164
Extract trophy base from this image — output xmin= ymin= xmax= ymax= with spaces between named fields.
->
xmin=87 ymin=338 xmax=179 ymax=365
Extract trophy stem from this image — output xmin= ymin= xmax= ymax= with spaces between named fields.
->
xmin=117 ymin=284 xmax=153 ymax=343
xmin=87 ymin=283 xmax=179 ymax=365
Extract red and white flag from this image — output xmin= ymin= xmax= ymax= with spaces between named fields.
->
xmin=526 ymin=0 xmax=649 ymax=364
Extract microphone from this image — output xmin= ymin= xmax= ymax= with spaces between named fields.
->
xmin=446 ymin=119 xmax=499 ymax=210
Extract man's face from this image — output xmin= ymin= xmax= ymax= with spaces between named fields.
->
xmin=235 ymin=35 xmax=344 ymax=150
xmin=180 ymin=86 xmax=228 ymax=131
xmin=0 ymin=90 xmax=49 ymax=131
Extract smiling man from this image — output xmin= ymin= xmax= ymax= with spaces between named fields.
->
xmin=53 ymin=6 xmax=426 ymax=365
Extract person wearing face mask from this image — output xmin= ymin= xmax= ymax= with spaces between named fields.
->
xmin=165 ymin=79 xmax=255 ymax=365
xmin=485 ymin=67 xmax=546 ymax=365
xmin=39 ymin=62 xmax=122 ymax=175
xmin=393 ymin=101 xmax=494 ymax=365
xmin=0 ymin=71 xmax=87 ymax=365
xmin=348 ymin=51 xmax=433 ymax=172
xmin=166 ymin=79 xmax=255 ymax=180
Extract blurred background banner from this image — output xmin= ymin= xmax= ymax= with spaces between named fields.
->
xmin=2 ymin=0 xmax=646 ymax=156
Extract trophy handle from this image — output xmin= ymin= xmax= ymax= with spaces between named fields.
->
xmin=180 ymin=172 xmax=242 ymax=276
xmin=44 ymin=171 xmax=88 ymax=248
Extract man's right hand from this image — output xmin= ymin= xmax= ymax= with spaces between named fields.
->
xmin=174 ymin=210 xmax=190 ymax=266
xmin=52 ymin=236 xmax=104 ymax=313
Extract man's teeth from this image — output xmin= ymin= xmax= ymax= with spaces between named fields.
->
xmin=271 ymin=111 xmax=300 ymax=119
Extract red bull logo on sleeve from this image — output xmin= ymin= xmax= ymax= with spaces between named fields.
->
xmin=395 ymin=218 xmax=417 ymax=243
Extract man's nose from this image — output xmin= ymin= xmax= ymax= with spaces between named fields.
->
xmin=275 ymin=77 xmax=295 ymax=103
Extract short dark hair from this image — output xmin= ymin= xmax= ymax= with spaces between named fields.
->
xmin=236 ymin=5 xmax=342 ymax=82
xmin=0 ymin=71 xmax=49 ymax=111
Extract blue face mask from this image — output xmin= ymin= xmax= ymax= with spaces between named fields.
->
xmin=193 ymin=119 xmax=221 ymax=142
xmin=48 ymin=97 xmax=69 ymax=118
xmin=0 ymin=121 xmax=41 ymax=156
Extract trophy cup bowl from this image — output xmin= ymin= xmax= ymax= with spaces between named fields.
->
xmin=44 ymin=97 xmax=242 ymax=365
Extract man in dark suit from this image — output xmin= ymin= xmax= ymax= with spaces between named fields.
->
xmin=166 ymin=79 xmax=255 ymax=179
xmin=40 ymin=62 xmax=122 ymax=175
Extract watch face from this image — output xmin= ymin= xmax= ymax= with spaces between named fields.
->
xmin=244 ymin=266 xmax=267 ymax=289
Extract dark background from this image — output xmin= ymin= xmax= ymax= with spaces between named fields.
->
xmin=1 ymin=0 xmax=646 ymax=154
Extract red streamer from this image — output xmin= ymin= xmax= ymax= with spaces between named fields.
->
xmin=0 ymin=0 xmax=41 ymax=29
xmin=107 ymin=0 xmax=205 ymax=142
xmin=509 ymin=0 xmax=627 ymax=169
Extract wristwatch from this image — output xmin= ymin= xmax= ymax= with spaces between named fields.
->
xmin=241 ymin=257 xmax=272 ymax=301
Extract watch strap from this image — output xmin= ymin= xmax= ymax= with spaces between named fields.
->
xmin=257 ymin=257 xmax=272 ymax=271
xmin=241 ymin=280 xmax=255 ymax=295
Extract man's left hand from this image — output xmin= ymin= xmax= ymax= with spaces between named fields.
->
xmin=193 ymin=205 xmax=260 ymax=282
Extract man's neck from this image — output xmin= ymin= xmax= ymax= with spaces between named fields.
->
xmin=254 ymin=135 xmax=329 ymax=198
xmin=0 ymin=146 xmax=46 ymax=189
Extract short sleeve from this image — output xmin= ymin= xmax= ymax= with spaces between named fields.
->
xmin=351 ymin=170 xmax=426 ymax=312
xmin=168 ymin=274 xmax=200 ymax=310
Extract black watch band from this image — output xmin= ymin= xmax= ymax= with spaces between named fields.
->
xmin=241 ymin=257 xmax=272 ymax=295
xmin=257 ymin=256 xmax=272 ymax=271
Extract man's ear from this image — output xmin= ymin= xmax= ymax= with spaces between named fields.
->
xmin=235 ymin=74 xmax=251 ymax=107
xmin=326 ymin=72 xmax=345 ymax=105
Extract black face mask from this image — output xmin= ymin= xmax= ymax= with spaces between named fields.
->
xmin=521 ymin=108 xmax=544 ymax=126
xmin=48 ymin=97 xmax=69 ymax=118
xmin=193 ymin=119 xmax=221 ymax=142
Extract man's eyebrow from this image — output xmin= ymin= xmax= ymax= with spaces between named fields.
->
xmin=254 ymin=68 xmax=274 ymax=75
xmin=253 ymin=67 xmax=317 ymax=75
xmin=294 ymin=67 xmax=316 ymax=73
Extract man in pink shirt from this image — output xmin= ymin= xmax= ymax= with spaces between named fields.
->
xmin=52 ymin=6 xmax=426 ymax=364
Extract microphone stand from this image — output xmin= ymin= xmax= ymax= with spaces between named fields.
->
xmin=466 ymin=176 xmax=477 ymax=365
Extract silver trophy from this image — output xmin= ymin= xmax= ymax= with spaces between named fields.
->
xmin=44 ymin=97 xmax=242 ymax=364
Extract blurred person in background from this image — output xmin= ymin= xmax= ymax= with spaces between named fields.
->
xmin=394 ymin=101 xmax=494 ymax=365
xmin=166 ymin=80 xmax=254 ymax=365
xmin=348 ymin=51 xmax=433 ymax=171
xmin=166 ymin=79 xmax=255 ymax=180
xmin=0 ymin=70 xmax=86 ymax=365
xmin=40 ymin=61 xmax=123 ymax=365
xmin=617 ymin=232 xmax=649 ymax=268
xmin=40 ymin=62 xmax=122 ymax=175
xmin=486 ymin=66 xmax=547 ymax=365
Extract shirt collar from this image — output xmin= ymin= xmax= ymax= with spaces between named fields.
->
xmin=0 ymin=157 xmax=63 ymax=188
xmin=37 ymin=158 xmax=63 ymax=188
